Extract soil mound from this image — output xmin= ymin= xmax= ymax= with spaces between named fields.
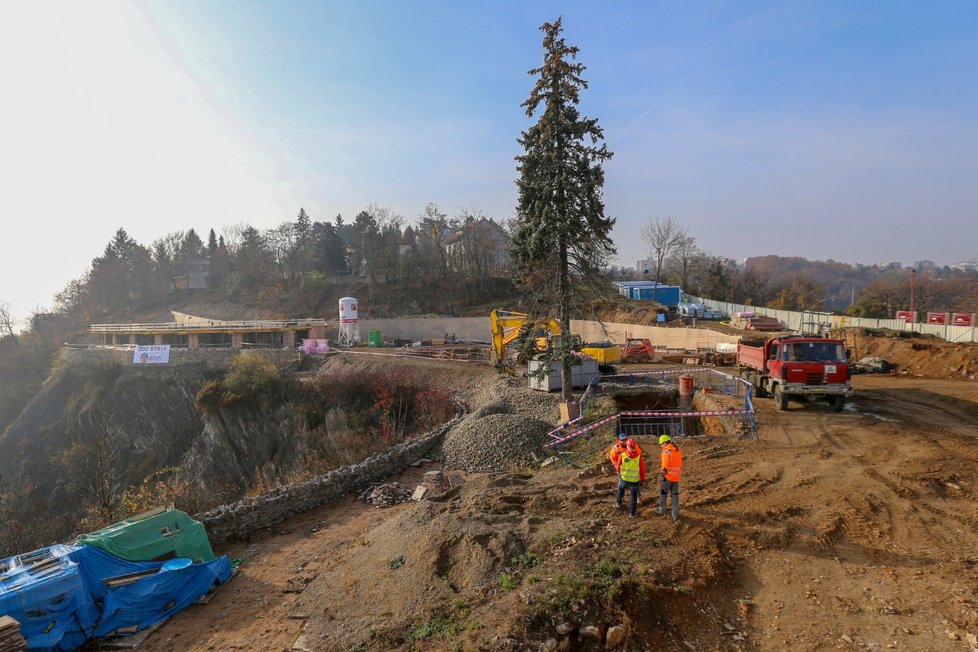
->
xmin=440 ymin=413 xmax=555 ymax=471
xmin=848 ymin=328 xmax=978 ymax=380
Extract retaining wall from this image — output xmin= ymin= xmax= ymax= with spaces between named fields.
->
xmin=356 ymin=317 xmax=489 ymax=342
xmin=571 ymin=320 xmax=740 ymax=350
xmin=60 ymin=347 xmax=300 ymax=371
xmin=345 ymin=317 xmax=740 ymax=350
xmin=195 ymin=411 xmax=463 ymax=544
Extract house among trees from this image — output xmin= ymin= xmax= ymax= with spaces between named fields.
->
xmin=172 ymin=257 xmax=211 ymax=290
xmin=445 ymin=217 xmax=510 ymax=276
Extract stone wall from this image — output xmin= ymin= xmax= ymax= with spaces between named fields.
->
xmin=196 ymin=411 xmax=464 ymax=544
xmin=61 ymin=347 xmax=300 ymax=371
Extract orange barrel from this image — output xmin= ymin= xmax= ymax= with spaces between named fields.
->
xmin=678 ymin=374 xmax=695 ymax=399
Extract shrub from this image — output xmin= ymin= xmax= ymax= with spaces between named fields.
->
xmin=498 ymin=572 xmax=517 ymax=591
xmin=195 ymin=379 xmax=227 ymax=415
xmin=225 ymin=352 xmax=282 ymax=398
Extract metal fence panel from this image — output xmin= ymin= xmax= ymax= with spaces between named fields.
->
xmin=691 ymin=297 xmax=977 ymax=343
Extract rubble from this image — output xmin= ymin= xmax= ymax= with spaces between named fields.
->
xmin=358 ymin=482 xmax=412 ymax=507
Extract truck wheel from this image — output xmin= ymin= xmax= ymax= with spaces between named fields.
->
xmin=774 ymin=385 xmax=789 ymax=411
xmin=752 ymin=373 xmax=767 ymax=398
xmin=832 ymin=395 xmax=846 ymax=412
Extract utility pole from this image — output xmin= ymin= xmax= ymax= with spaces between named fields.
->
xmin=909 ymin=268 xmax=916 ymax=324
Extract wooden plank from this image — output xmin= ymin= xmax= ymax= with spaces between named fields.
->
xmin=191 ymin=566 xmax=240 ymax=605
xmin=102 ymin=568 xmax=160 ymax=588
xmin=98 ymin=620 xmax=167 ymax=648
xmin=127 ymin=505 xmax=169 ymax=522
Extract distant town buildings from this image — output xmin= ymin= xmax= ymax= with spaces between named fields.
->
xmin=952 ymin=259 xmax=978 ymax=272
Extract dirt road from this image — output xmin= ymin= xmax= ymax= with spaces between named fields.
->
xmin=136 ymin=372 xmax=978 ymax=651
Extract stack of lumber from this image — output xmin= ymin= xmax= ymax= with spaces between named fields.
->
xmin=0 ymin=616 xmax=28 ymax=651
xmin=730 ymin=313 xmax=782 ymax=331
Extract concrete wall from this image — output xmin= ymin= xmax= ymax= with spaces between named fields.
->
xmin=344 ymin=317 xmax=740 ymax=351
xmin=61 ymin=347 xmax=300 ymax=371
xmin=196 ymin=411 xmax=463 ymax=544
xmin=356 ymin=317 xmax=490 ymax=342
xmin=571 ymin=320 xmax=741 ymax=350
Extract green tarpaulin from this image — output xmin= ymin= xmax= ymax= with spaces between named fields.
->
xmin=76 ymin=508 xmax=216 ymax=563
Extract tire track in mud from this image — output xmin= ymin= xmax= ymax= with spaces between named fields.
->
xmin=689 ymin=467 xmax=785 ymax=508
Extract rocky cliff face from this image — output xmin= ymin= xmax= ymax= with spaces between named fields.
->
xmin=180 ymin=402 xmax=303 ymax=494
xmin=0 ymin=357 xmax=311 ymax=517
xmin=0 ymin=361 xmax=212 ymax=510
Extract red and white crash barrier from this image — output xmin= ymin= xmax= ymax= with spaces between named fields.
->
xmin=544 ymin=408 xmax=754 ymax=448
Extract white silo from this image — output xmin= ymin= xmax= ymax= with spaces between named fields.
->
xmin=337 ymin=297 xmax=361 ymax=346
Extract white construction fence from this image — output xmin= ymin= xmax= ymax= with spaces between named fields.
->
xmin=688 ymin=297 xmax=978 ymax=344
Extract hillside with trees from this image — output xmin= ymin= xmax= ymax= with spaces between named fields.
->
xmin=625 ymin=221 xmax=978 ymax=317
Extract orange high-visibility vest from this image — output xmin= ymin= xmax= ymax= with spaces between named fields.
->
xmin=660 ymin=443 xmax=682 ymax=482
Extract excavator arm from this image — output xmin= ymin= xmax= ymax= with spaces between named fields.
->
xmin=490 ymin=309 xmax=561 ymax=365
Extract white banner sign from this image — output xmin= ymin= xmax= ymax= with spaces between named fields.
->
xmin=133 ymin=345 xmax=170 ymax=364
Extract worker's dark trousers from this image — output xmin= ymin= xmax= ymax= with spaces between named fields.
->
xmin=616 ymin=479 xmax=640 ymax=516
xmin=659 ymin=478 xmax=679 ymax=519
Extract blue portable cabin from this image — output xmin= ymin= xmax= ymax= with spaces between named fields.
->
xmin=626 ymin=284 xmax=682 ymax=306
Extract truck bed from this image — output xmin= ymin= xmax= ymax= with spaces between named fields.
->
xmin=737 ymin=342 xmax=767 ymax=372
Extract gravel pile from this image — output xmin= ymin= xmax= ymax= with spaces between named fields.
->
xmin=359 ymin=482 xmax=412 ymax=507
xmin=440 ymin=412 xmax=555 ymax=472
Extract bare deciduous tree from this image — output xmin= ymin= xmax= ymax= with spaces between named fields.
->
xmin=666 ymin=233 xmax=699 ymax=290
xmin=639 ymin=216 xmax=687 ymax=299
xmin=0 ymin=303 xmax=15 ymax=338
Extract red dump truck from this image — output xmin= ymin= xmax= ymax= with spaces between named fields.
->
xmin=737 ymin=335 xmax=852 ymax=411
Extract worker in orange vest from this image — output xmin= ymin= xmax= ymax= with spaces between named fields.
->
xmin=657 ymin=434 xmax=683 ymax=521
xmin=608 ymin=432 xmax=643 ymax=472
xmin=613 ymin=435 xmax=646 ymax=518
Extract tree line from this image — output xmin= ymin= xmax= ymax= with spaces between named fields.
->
xmin=625 ymin=216 xmax=978 ymax=318
xmin=49 ymin=203 xmax=512 ymax=322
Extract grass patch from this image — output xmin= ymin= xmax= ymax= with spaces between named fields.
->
xmin=388 ymin=555 xmax=405 ymax=570
xmin=497 ymin=572 xmax=517 ymax=591
xmin=511 ymin=551 xmax=541 ymax=569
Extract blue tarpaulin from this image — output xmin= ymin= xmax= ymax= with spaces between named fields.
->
xmin=69 ymin=545 xmax=231 ymax=637
xmin=0 ymin=544 xmax=231 ymax=650
xmin=0 ymin=545 xmax=98 ymax=651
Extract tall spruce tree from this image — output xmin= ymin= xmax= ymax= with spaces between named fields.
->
xmin=512 ymin=17 xmax=615 ymax=402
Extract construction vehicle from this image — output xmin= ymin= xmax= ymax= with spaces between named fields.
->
xmin=737 ymin=334 xmax=852 ymax=411
xmin=620 ymin=338 xmax=656 ymax=363
xmin=489 ymin=309 xmax=561 ymax=365
xmin=579 ymin=341 xmax=621 ymax=365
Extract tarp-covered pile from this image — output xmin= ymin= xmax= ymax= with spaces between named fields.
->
xmin=76 ymin=507 xmax=216 ymax=563
xmin=0 ymin=509 xmax=231 ymax=651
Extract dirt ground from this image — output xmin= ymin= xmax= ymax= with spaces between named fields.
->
xmin=121 ymin=336 xmax=978 ymax=652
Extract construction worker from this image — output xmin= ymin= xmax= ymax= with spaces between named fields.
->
xmin=657 ymin=434 xmax=683 ymax=521
xmin=608 ymin=432 xmax=643 ymax=472
xmin=614 ymin=437 xmax=646 ymax=518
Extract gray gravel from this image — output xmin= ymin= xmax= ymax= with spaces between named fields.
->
xmin=439 ymin=412 xmax=556 ymax=472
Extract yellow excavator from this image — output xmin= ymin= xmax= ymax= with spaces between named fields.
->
xmin=490 ymin=309 xmax=618 ymax=369
xmin=489 ymin=309 xmax=561 ymax=366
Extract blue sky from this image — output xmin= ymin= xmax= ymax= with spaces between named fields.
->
xmin=1 ymin=1 xmax=976 ymax=323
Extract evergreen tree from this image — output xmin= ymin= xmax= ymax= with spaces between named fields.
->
xmin=511 ymin=17 xmax=615 ymax=402
xmin=312 ymin=221 xmax=347 ymax=275
xmin=179 ymin=229 xmax=204 ymax=262
xmin=207 ymin=228 xmax=218 ymax=256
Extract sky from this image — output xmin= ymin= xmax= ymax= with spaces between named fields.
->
xmin=1 ymin=0 xmax=977 ymax=324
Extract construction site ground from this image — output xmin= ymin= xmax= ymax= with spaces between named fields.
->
xmin=127 ymin=352 xmax=978 ymax=652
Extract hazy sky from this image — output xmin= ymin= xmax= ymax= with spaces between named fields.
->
xmin=2 ymin=1 xmax=976 ymax=324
